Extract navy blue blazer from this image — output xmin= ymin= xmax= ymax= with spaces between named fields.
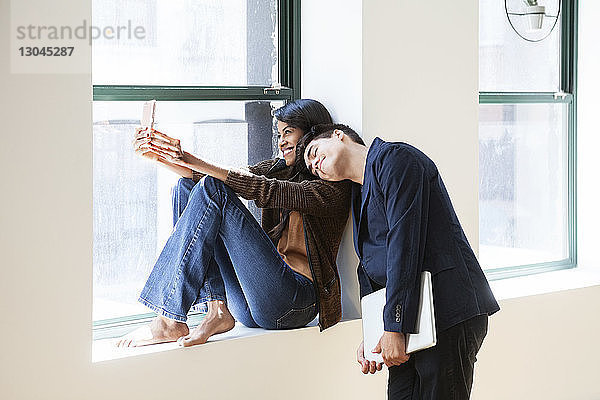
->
xmin=353 ymin=138 xmax=500 ymax=333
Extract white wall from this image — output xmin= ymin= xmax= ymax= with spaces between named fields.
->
xmin=577 ymin=0 xmax=600 ymax=268
xmin=2 ymin=0 xmax=600 ymax=399
xmin=301 ymin=0 xmax=362 ymax=133
xmin=363 ymin=0 xmax=480 ymax=249
xmin=302 ymin=0 xmax=363 ymax=320
xmin=472 ymin=286 xmax=600 ymax=400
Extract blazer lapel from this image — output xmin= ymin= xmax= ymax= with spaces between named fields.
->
xmin=353 ymin=137 xmax=381 ymax=259
xmin=352 ymin=179 xmax=371 ymax=259
xmin=351 ymin=183 xmax=363 ymax=257
xmin=359 ymin=179 xmax=371 ymax=231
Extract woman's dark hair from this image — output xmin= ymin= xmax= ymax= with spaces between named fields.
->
xmin=273 ymin=99 xmax=333 ymax=133
xmin=269 ymin=99 xmax=333 ymax=241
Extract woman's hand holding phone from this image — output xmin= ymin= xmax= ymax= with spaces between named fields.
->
xmin=132 ymin=127 xmax=212 ymax=181
xmin=132 ymin=127 xmax=168 ymax=164
xmin=145 ymin=129 xmax=186 ymax=165
xmin=132 ymin=127 xmax=187 ymax=165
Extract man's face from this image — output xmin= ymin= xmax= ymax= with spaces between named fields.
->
xmin=303 ymin=130 xmax=345 ymax=181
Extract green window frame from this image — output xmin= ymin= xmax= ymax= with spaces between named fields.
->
xmin=481 ymin=0 xmax=578 ymax=280
xmin=92 ymin=0 xmax=302 ymax=339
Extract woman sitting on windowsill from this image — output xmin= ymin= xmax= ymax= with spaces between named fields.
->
xmin=116 ymin=99 xmax=351 ymax=347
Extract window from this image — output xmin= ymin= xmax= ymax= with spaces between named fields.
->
xmin=478 ymin=0 xmax=577 ymax=279
xmin=92 ymin=0 xmax=300 ymax=339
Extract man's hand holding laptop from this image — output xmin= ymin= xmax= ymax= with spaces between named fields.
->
xmin=357 ymin=332 xmax=410 ymax=374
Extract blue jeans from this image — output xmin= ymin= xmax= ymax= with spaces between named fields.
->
xmin=139 ymin=176 xmax=318 ymax=329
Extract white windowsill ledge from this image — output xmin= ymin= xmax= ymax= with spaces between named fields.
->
xmin=92 ymin=317 xmax=320 ymax=363
xmin=93 ymin=265 xmax=600 ymax=363
xmin=490 ymin=264 xmax=600 ymax=301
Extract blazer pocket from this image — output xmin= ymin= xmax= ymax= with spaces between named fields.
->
xmin=423 ymin=253 xmax=457 ymax=275
xmin=428 ymin=264 xmax=456 ymax=275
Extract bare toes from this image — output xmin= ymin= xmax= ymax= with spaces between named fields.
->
xmin=181 ymin=337 xmax=204 ymax=347
xmin=177 ymin=335 xmax=190 ymax=347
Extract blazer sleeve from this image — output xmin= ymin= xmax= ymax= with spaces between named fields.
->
xmin=225 ymin=168 xmax=351 ymax=217
xmin=376 ymin=147 xmax=430 ymax=333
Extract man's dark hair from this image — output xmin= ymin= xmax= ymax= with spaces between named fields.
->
xmin=295 ymin=123 xmax=366 ymax=167
xmin=312 ymin=123 xmax=365 ymax=145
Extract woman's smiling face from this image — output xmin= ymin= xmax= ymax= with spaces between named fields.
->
xmin=276 ymin=120 xmax=304 ymax=166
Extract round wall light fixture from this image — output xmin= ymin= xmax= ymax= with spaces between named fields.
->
xmin=505 ymin=0 xmax=561 ymax=42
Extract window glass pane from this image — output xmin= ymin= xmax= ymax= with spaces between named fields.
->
xmin=479 ymin=0 xmax=561 ymax=92
xmin=93 ymin=100 xmax=283 ymax=322
xmin=92 ymin=0 xmax=279 ymax=86
xmin=478 ymin=103 xmax=569 ymax=270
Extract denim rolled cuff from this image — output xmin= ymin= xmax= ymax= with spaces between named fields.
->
xmin=138 ymin=296 xmax=188 ymax=323
xmin=190 ymin=294 xmax=228 ymax=313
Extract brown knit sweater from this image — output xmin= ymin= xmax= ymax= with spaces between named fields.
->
xmin=222 ymin=159 xmax=352 ymax=331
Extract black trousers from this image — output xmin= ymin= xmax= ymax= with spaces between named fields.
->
xmin=387 ymin=314 xmax=488 ymax=400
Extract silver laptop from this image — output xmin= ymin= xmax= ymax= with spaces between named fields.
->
xmin=361 ymin=271 xmax=436 ymax=364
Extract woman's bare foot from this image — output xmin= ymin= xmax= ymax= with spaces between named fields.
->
xmin=115 ymin=316 xmax=189 ymax=348
xmin=178 ymin=300 xmax=235 ymax=347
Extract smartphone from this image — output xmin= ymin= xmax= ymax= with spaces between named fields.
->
xmin=141 ymin=100 xmax=157 ymax=133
